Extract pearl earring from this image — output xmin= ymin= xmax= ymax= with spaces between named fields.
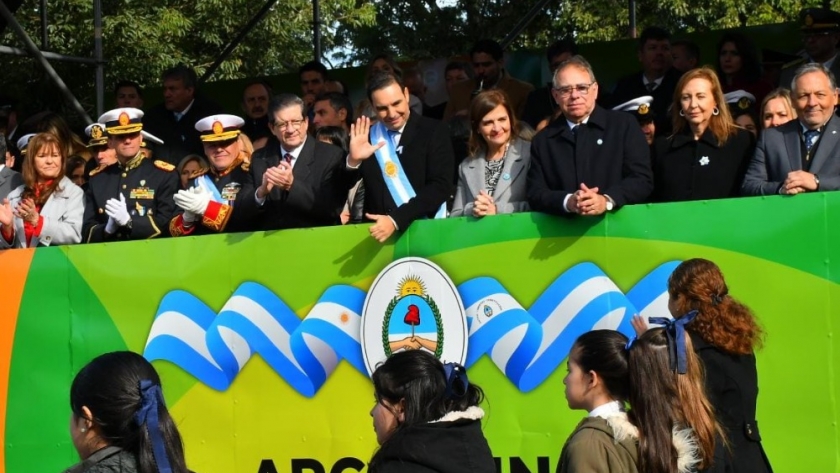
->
xmin=80 ymin=427 xmax=87 ymax=433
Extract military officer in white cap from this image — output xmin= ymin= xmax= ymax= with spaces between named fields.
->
xmin=15 ymin=133 xmax=36 ymax=157
xmin=724 ymin=90 xmax=759 ymax=138
xmin=169 ymin=114 xmax=258 ymax=236
xmin=84 ymin=123 xmax=117 ymax=174
xmin=82 ymin=107 xmax=178 ymax=242
xmin=612 ymin=96 xmax=657 ymax=145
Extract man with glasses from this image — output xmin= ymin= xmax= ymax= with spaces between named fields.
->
xmin=527 ymin=56 xmax=653 ymax=217
xmin=250 ymin=93 xmax=352 ymax=230
xmin=82 ymin=108 xmax=179 ymax=242
xmin=522 ymin=38 xmax=578 ymax=129
xmin=779 ymin=8 xmax=840 ymax=89
xmin=169 ymin=114 xmax=259 ymax=236
xmin=444 ymin=39 xmax=534 ymax=120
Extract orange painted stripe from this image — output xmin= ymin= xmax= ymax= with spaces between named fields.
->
xmin=0 ymin=249 xmax=35 ymax=470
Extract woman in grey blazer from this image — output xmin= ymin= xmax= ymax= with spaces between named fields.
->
xmin=0 ymin=133 xmax=84 ymax=248
xmin=451 ymin=89 xmax=531 ymax=217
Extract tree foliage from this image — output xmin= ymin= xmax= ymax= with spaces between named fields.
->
xmin=334 ymin=0 xmax=816 ymax=64
xmin=0 ymin=0 xmax=375 ymax=120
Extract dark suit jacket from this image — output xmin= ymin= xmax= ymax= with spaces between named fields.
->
xmin=691 ymin=332 xmax=773 ymax=473
xmin=742 ymin=116 xmax=840 ymax=195
xmin=142 ymin=96 xmax=224 ymax=165
xmin=356 ymin=113 xmax=455 ymax=230
xmin=250 ymin=136 xmax=350 ymax=230
xmin=0 ymin=166 xmax=23 ymax=200
xmin=608 ymin=68 xmax=681 ymax=134
xmin=527 ymin=105 xmax=653 ymax=215
xmin=652 ymin=128 xmax=754 ymax=203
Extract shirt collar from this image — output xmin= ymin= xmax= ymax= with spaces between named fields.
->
xmin=280 ymin=136 xmax=307 ymax=160
xmin=174 ymin=99 xmax=195 ymax=118
xmin=566 ymin=116 xmax=590 ymax=129
xmin=588 ymin=400 xmax=624 ymax=419
xmin=643 ymin=74 xmax=664 ymax=87
xmin=800 ymin=119 xmax=828 ymax=133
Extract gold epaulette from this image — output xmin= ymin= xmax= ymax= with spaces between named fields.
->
xmin=88 ymin=166 xmax=104 ymax=177
xmin=191 ymin=168 xmax=209 ymax=179
xmin=154 ymin=160 xmax=176 ymax=172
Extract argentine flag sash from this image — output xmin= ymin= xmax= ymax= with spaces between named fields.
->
xmin=370 ymin=121 xmax=446 ymax=219
xmin=194 ymin=174 xmax=225 ymax=204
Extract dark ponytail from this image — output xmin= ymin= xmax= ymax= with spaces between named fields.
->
xmin=570 ymin=330 xmax=630 ymax=401
xmin=70 ymin=351 xmax=189 ymax=473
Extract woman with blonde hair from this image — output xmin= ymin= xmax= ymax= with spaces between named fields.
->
xmin=451 ymin=89 xmax=530 ymax=217
xmin=760 ymin=88 xmax=796 ymax=129
xmin=651 ymin=67 xmax=754 ymax=202
xmin=0 ymin=132 xmax=83 ymax=248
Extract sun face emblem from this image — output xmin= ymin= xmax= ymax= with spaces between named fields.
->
xmin=212 ymin=121 xmax=224 ymax=136
xmin=118 ymin=112 xmax=130 ymax=126
xmin=397 ymin=275 xmax=426 ymax=297
xmin=638 ymin=103 xmax=650 ymax=115
xmin=738 ymin=97 xmax=751 ymax=110
xmin=91 ymin=125 xmax=103 ymax=139
xmin=384 ymin=161 xmax=398 ymax=178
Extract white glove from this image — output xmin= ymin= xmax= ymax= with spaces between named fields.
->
xmin=173 ymin=188 xmax=199 ymax=223
xmin=105 ymin=216 xmax=118 ymax=234
xmin=105 ymin=193 xmax=131 ymax=226
xmin=174 ymin=186 xmax=211 ymax=216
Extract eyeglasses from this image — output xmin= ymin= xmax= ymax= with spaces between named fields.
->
xmin=274 ymin=119 xmax=305 ymax=131
xmin=554 ymin=82 xmax=596 ymax=98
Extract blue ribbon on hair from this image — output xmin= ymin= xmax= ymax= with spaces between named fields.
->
xmin=647 ymin=310 xmax=698 ymax=374
xmin=135 ymin=380 xmax=172 ymax=473
xmin=443 ymin=362 xmax=470 ymax=400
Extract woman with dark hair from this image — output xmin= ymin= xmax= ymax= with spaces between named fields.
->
xmin=666 ymin=258 xmax=772 ymax=472
xmin=18 ymin=111 xmax=91 ymax=161
xmin=64 ymin=351 xmax=191 ymax=473
xmin=0 ymin=132 xmax=83 ymax=248
xmin=724 ymin=90 xmax=760 ymax=138
xmin=450 ymin=90 xmax=530 ymax=217
xmin=716 ymin=32 xmax=773 ymax=105
xmin=368 ymin=350 xmax=495 ymax=473
xmin=315 ymin=126 xmax=350 ymax=153
xmin=557 ymin=330 xmax=640 ymax=472
xmin=66 ymin=155 xmax=88 ymax=188
xmin=651 ymin=67 xmax=754 ymax=202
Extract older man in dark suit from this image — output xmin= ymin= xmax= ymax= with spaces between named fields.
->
xmin=251 ymin=93 xmax=352 ymax=230
xmin=743 ymin=63 xmax=840 ymax=196
xmin=348 ymin=71 xmax=454 ymax=242
xmin=527 ymin=55 xmax=653 ymax=216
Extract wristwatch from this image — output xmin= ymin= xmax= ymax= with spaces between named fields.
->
xmin=604 ymin=195 xmax=615 ymax=211
xmin=815 ymin=174 xmax=820 ymax=190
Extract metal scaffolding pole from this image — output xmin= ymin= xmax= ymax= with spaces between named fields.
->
xmin=313 ymin=0 xmax=322 ymax=62
xmin=499 ymin=0 xmax=554 ymax=50
xmin=0 ymin=1 xmax=92 ymax=123
xmin=199 ymin=0 xmax=279 ymax=84
xmin=629 ymin=0 xmax=637 ymax=38
xmin=94 ymin=0 xmax=104 ymax=117
xmin=39 ymin=0 xmax=48 ymax=49
xmin=0 ymin=45 xmax=99 ymax=64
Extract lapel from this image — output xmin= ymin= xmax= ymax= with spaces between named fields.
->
xmin=396 ymin=113 xmax=420 ymax=164
xmin=575 ymin=106 xmax=608 ymax=184
xmin=291 ymin=138 xmax=314 ymax=183
xmin=783 ymin=121 xmax=802 ymax=172
xmin=493 ymin=138 xmax=526 ymax=198
xmin=465 ymin=153 xmax=485 ymax=196
xmin=810 ymin=116 xmax=840 ymax=173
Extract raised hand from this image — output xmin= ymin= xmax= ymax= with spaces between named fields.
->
xmin=348 ymin=116 xmax=385 ymax=166
xmin=0 ymin=199 xmax=13 ymax=228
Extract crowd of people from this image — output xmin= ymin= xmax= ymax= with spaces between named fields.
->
xmin=63 ymin=259 xmax=770 ymax=473
xmin=1 ymin=7 xmax=838 ymax=247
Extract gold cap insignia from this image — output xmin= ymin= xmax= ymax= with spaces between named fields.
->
xmin=118 ymin=112 xmax=130 ymax=126
xmin=738 ymin=97 xmax=751 ymax=110
xmin=91 ymin=125 xmax=103 ymax=139
xmin=638 ymin=103 xmax=650 ymax=115
xmin=212 ymin=121 xmax=224 ymax=136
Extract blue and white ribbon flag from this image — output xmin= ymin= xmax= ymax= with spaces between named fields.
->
xmin=370 ymin=122 xmax=446 ymax=219
xmin=193 ymin=174 xmax=224 ymax=203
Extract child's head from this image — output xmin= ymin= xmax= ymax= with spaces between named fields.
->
xmin=628 ymin=326 xmax=720 ymax=473
xmin=370 ymin=350 xmax=483 ymax=445
xmin=564 ymin=330 xmax=630 ymax=411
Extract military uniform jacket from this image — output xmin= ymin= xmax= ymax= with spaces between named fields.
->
xmin=82 ymin=153 xmax=178 ymax=243
xmin=170 ymin=159 xmax=258 ymax=236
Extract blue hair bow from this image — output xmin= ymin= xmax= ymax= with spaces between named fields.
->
xmin=443 ymin=362 xmax=470 ymax=400
xmin=135 ymin=380 xmax=172 ymax=473
xmin=647 ymin=310 xmax=698 ymax=374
